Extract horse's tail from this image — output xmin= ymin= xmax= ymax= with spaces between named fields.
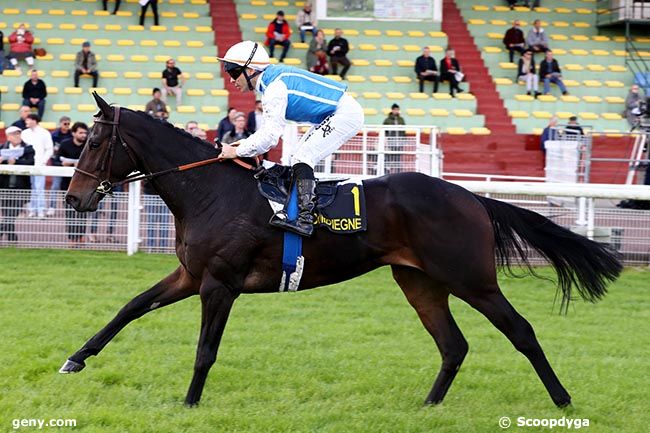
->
xmin=474 ymin=194 xmax=622 ymax=312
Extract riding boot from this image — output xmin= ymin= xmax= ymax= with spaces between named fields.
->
xmin=269 ymin=178 xmax=317 ymax=237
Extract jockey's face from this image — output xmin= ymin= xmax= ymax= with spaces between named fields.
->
xmin=230 ymin=68 xmax=256 ymax=93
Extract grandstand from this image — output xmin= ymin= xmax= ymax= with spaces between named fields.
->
xmin=1 ymin=0 xmax=648 ymax=178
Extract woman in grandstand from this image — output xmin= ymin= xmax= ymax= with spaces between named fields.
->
xmin=216 ymin=40 xmax=364 ymax=237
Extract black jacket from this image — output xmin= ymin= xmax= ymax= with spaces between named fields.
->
xmin=327 ymin=37 xmax=349 ymax=58
xmin=247 ymin=110 xmax=260 ymax=132
xmin=57 ymin=137 xmax=84 ymax=190
xmin=538 ymin=59 xmax=561 ymax=78
xmin=517 ymin=58 xmax=536 ymax=76
xmin=440 ymin=57 xmax=460 ymax=75
xmin=0 ymin=142 xmax=35 ymax=190
xmin=22 ymin=79 xmax=47 ymax=100
xmin=414 ymin=55 xmax=437 ymax=76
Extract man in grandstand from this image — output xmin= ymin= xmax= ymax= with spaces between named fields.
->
xmin=216 ymin=41 xmax=364 ymax=236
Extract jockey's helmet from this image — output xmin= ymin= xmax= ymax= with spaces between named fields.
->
xmin=217 ymin=41 xmax=270 ymax=79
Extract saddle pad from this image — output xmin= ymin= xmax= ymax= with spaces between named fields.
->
xmin=314 ymin=182 xmax=367 ymax=234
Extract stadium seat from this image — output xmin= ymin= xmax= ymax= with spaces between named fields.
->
xmin=430 ymin=109 xmax=450 ymax=117
xmin=52 ymin=104 xmax=71 ymax=112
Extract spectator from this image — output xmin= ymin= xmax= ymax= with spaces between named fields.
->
xmin=310 ymin=50 xmax=330 ymax=75
xmin=217 ymin=107 xmax=237 ymax=141
xmin=307 ymin=30 xmax=328 ymax=72
xmin=139 ymin=0 xmax=159 ymax=27
xmin=382 ymin=103 xmax=406 ymax=173
xmin=145 ymin=88 xmax=169 ymax=120
xmin=0 ymin=126 xmax=34 ymax=242
xmin=327 ymin=28 xmax=351 ymax=79
xmin=11 ymin=106 xmax=31 ymax=129
xmin=526 ymin=19 xmax=549 ymax=55
xmin=0 ymin=29 xmax=5 ymax=73
xmin=221 ymin=112 xmax=251 ymax=144
xmin=247 ymin=100 xmax=264 ymax=132
xmin=58 ymin=122 xmax=89 ymax=244
xmin=21 ymin=113 xmax=53 ymax=219
xmin=102 ymin=0 xmax=121 ymax=14
xmin=191 ymin=128 xmax=207 ymax=141
xmin=7 ymin=23 xmax=35 ymax=73
xmin=74 ymin=41 xmax=99 ymax=88
xmin=266 ymin=10 xmax=291 ymax=62
xmin=295 ymin=2 xmax=318 ymax=43
xmin=540 ymin=115 xmax=558 ymax=152
xmin=539 ymin=50 xmax=568 ymax=96
xmin=439 ymin=49 xmax=464 ymax=97
xmin=565 ymin=116 xmax=584 ymax=136
xmin=185 ymin=120 xmax=199 ymax=133
xmin=22 ymin=69 xmax=47 ymax=120
xmin=161 ymin=58 xmax=184 ymax=106
xmin=414 ymin=46 xmax=439 ymax=94
xmin=624 ymin=84 xmax=644 ymax=127
xmin=517 ymin=50 xmax=540 ymax=97
xmin=48 ymin=116 xmax=72 ymax=217
xmin=503 ymin=20 xmax=526 ymax=63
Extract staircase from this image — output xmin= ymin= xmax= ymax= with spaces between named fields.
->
xmin=438 ymin=0 xmax=546 ymax=176
xmin=209 ymin=0 xmax=256 ymax=113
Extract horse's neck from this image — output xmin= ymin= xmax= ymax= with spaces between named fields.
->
xmin=129 ymin=128 xmax=250 ymax=220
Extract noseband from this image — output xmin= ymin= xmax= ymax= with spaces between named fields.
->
xmin=74 ymin=105 xmax=258 ymax=196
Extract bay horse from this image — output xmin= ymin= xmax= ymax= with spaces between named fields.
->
xmin=60 ymin=93 xmax=622 ymax=407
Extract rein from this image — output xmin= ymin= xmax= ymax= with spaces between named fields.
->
xmin=74 ymin=106 xmax=257 ymax=195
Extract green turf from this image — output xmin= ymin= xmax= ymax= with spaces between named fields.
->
xmin=0 ymin=249 xmax=648 ymax=433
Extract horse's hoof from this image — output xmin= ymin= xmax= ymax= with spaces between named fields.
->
xmin=58 ymin=359 xmax=86 ymax=374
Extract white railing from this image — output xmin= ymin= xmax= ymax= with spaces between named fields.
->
xmin=281 ymin=124 xmax=442 ymax=178
xmin=2 ymin=165 xmax=650 ymax=263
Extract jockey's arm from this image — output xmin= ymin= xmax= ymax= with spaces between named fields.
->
xmin=235 ymin=81 xmax=288 ymax=158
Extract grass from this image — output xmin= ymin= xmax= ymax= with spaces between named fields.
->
xmin=0 ymin=249 xmax=648 ymax=433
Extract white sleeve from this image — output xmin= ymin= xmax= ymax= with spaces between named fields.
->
xmin=43 ymin=131 xmax=54 ymax=161
xmin=235 ymin=80 xmax=288 ymax=158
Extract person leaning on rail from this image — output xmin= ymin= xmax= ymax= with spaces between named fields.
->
xmin=216 ymin=40 xmax=364 ymax=237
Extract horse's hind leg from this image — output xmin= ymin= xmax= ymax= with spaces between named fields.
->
xmin=457 ymin=285 xmax=571 ymax=407
xmin=59 ymin=265 xmax=199 ymax=373
xmin=391 ymin=265 xmax=468 ymax=405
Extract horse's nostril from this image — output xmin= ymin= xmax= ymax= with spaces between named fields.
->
xmin=65 ymin=194 xmax=80 ymax=209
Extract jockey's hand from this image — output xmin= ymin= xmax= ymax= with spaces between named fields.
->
xmin=218 ymin=144 xmax=238 ymax=161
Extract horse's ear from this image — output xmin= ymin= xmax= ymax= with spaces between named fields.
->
xmin=92 ymin=91 xmax=113 ymax=118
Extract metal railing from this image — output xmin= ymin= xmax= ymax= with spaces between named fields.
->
xmin=281 ymin=124 xmax=442 ymax=178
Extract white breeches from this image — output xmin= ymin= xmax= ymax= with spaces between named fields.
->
xmin=290 ymin=93 xmax=364 ymax=168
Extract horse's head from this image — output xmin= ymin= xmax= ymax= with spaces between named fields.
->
xmin=65 ymin=92 xmax=139 ymax=212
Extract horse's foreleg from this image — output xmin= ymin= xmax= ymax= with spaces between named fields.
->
xmin=459 ymin=286 xmax=572 ymax=407
xmin=59 ymin=266 xmax=198 ymax=373
xmin=184 ymin=275 xmax=237 ymax=407
xmin=391 ymin=266 xmax=469 ymax=405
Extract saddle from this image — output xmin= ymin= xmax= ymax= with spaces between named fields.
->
xmin=254 ymin=162 xmax=367 ymax=234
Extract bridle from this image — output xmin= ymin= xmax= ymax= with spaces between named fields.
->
xmin=74 ymin=105 xmax=257 ymax=195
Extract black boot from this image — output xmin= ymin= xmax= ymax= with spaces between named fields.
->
xmin=269 ymin=178 xmax=317 ymax=236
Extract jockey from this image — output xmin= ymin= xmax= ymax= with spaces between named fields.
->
xmin=216 ymin=40 xmax=364 ymax=237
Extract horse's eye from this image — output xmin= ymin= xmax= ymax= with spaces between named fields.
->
xmin=89 ymin=141 xmax=101 ymax=150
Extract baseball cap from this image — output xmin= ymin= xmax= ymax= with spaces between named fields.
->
xmin=82 ymin=41 xmax=91 ymax=47
xmin=391 ymin=103 xmax=400 ymax=109
xmin=5 ymin=126 xmax=22 ymax=134
xmin=277 ymin=10 xmax=285 ymax=15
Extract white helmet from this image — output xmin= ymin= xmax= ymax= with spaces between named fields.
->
xmin=217 ymin=41 xmax=270 ymax=72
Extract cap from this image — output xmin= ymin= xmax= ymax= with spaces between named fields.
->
xmin=5 ymin=126 xmax=22 ymax=134
xmin=277 ymin=10 xmax=285 ymax=15
xmin=391 ymin=103 xmax=400 ymax=109
xmin=82 ymin=41 xmax=91 ymax=47
xmin=569 ymin=116 xmax=578 ymax=121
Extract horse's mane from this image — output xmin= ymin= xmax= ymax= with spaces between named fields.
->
xmin=126 ymin=108 xmax=218 ymax=153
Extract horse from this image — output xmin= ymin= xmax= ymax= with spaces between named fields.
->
xmin=60 ymin=93 xmax=622 ymax=407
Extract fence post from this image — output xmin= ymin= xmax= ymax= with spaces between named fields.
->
xmin=127 ymin=181 xmax=141 ymax=255
xmin=587 ymin=197 xmax=595 ymax=240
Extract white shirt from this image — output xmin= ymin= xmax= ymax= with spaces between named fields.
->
xmin=236 ymin=80 xmax=288 ymax=157
xmin=21 ymin=125 xmax=53 ymax=166
xmin=254 ymin=110 xmax=264 ymax=132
